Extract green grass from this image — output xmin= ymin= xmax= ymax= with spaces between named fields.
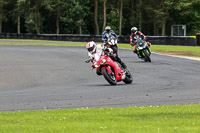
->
xmin=0 ymin=104 xmax=200 ymax=133
xmin=150 ymin=45 xmax=200 ymax=57
xmin=118 ymin=44 xmax=200 ymax=57
xmin=0 ymin=39 xmax=62 ymax=42
xmin=0 ymin=39 xmax=200 ymax=57
xmin=0 ymin=42 xmax=86 ymax=46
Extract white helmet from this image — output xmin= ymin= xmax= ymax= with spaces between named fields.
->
xmin=86 ymin=41 xmax=96 ymax=53
xmin=105 ymin=26 xmax=111 ymax=32
xmin=131 ymin=27 xmax=138 ymax=34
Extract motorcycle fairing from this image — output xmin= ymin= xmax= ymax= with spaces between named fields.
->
xmin=96 ymin=53 xmax=124 ymax=81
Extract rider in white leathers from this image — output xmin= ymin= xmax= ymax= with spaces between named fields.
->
xmin=86 ymin=41 xmax=113 ymax=62
xmin=86 ymin=41 xmax=114 ymax=75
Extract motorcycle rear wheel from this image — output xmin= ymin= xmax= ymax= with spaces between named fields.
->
xmin=102 ymin=67 xmax=117 ymax=85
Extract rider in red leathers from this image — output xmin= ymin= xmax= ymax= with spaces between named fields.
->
xmin=130 ymin=27 xmax=151 ymax=53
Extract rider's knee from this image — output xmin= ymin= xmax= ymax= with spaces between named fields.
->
xmin=147 ymin=42 xmax=151 ymax=46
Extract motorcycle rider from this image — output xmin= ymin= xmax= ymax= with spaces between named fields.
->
xmin=86 ymin=41 xmax=126 ymax=72
xmin=86 ymin=41 xmax=106 ymax=62
xmin=130 ymin=27 xmax=151 ymax=54
xmin=102 ymin=26 xmax=127 ymax=69
xmin=102 ymin=26 xmax=117 ymax=44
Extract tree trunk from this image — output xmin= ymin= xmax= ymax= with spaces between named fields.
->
xmin=56 ymin=6 xmax=60 ymax=34
xmin=161 ymin=21 xmax=166 ymax=36
xmin=0 ymin=0 xmax=3 ymax=33
xmin=130 ymin=0 xmax=134 ymax=26
xmin=35 ymin=0 xmax=40 ymax=34
xmin=56 ymin=15 xmax=59 ymax=34
xmin=161 ymin=0 xmax=167 ymax=36
xmin=119 ymin=0 xmax=123 ymax=35
xmin=94 ymin=0 xmax=99 ymax=35
xmin=102 ymin=0 xmax=106 ymax=32
xmin=17 ymin=3 xmax=20 ymax=34
xmin=79 ymin=25 xmax=82 ymax=34
xmin=17 ymin=16 xmax=20 ymax=33
xmin=153 ymin=21 xmax=157 ymax=35
xmin=139 ymin=0 xmax=142 ymax=31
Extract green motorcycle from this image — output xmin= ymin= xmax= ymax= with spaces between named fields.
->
xmin=135 ymin=35 xmax=151 ymax=62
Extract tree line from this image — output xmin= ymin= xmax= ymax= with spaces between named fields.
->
xmin=0 ymin=0 xmax=200 ymax=36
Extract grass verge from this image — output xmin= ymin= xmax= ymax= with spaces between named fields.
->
xmin=0 ymin=104 xmax=200 ymax=133
xmin=0 ymin=39 xmax=200 ymax=57
xmin=118 ymin=44 xmax=200 ymax=57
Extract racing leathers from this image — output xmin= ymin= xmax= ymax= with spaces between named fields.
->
xmin=130 ymin=31 xmax=151 ymax=53
xmin=88 ymin=44 xmax=104 ymax=62
xmin=88 ymin=44 xmax=126 ymax=73
xmin=102 ymin=30 xmax=118 ymax=45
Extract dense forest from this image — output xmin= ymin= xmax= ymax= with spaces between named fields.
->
xmin=0 ymin=0 xmax=200 ymax=36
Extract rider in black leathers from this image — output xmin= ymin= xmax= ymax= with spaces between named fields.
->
xmin=102 ymin=26 xmax=127 ymax=69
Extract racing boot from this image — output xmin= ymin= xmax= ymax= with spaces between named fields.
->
xmin=121 ymin=61 xmax=127 ymax=69
xmin=116 ymin=56 xmax=127 ymax=69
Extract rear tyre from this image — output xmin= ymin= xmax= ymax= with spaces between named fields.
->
xmin=123 ymin=70 xmax=133 ymax=84
xmin=102 ymin=67 xmax=117 ymax=85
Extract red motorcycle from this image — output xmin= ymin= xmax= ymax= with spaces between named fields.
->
xmin=86 ymin=51 xmax=133 ymax=85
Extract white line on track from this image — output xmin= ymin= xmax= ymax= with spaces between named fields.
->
xmin=153 ymin=52 xmax=200 ymax=61
xmin=120 ymin=48 xmax=200 ymax=61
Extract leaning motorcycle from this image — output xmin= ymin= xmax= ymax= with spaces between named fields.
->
xmin=104 ymin=33 xmax=118 ymax=48
xmin=134 ymin=35 xmax=151 ymax=62
xmin=85 ymin=50 xmax=133 ymax=85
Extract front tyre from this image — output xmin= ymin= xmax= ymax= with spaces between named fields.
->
xmin=144 ymin=50 xmax=151 ymax=62
xmin=102 ymin=68 xmax=117 ymax=85
xmin=123 ymin=70 xmax=133 ymax=84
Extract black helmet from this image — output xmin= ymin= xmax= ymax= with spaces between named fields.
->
xmin=131 ymin=27 xmax=138 ymax=34
xmin=105 ymin=26 xmax=111 ymax=32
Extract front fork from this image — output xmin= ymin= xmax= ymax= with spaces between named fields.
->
xmin=147 ymin=47 xmax=151 ymax=54
xmin=101 ymin=66 xmax=112 ymax=75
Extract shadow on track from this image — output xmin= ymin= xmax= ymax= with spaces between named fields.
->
xmin=85 ymin=83 xmax=133 ymax=87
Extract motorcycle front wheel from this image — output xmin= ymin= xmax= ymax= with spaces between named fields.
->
xmin=102 ymin=67 xmax=117 ymax=85
xmin=123 ymin=70 xmax=133 ymax=84
xmin=144 ymin=50 xmax=151 ymax=62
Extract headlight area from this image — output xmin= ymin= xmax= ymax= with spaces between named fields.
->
xmin=101 ymin=59 xmax=107 ymax=64
xmin=95 ymin=64 xmax=100 ymax=68
xmin=95 ymin=59 xmax=107 ymax=68
xmin=100 ymin=59 xmax=106 ymax=65
xmin=138 ymin=47 xmax=143 ymax=50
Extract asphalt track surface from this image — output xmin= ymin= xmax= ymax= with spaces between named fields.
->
xmin=0 ymin=45 xmax=200 ymax=111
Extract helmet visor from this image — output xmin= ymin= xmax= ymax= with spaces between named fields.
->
xmin=132 ymin=30 xmax=136 ymax=33
xmin=87 ymin=44 xmax=95 ymax=52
